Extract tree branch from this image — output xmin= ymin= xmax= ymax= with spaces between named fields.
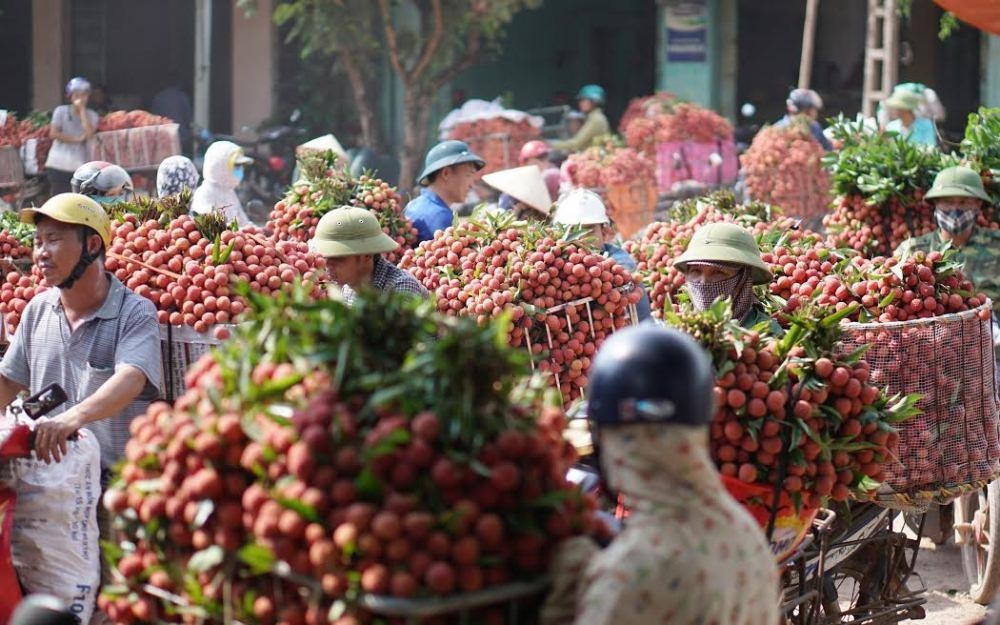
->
xmin=410 ymin=0 xmax=444 ymax=82
xmin=375 ymin=0 xmax=407 ymax=83
xmin=429 ymin=26 xmax=482 ymax=90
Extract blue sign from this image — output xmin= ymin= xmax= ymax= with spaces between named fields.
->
xmin=666 ymin=0 xmax=708 ymax=63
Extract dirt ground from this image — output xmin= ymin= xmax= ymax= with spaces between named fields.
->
xmin=912 ymin=538 xmax=988 ymax=624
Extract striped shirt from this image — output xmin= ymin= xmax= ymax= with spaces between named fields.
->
xmin=0 ymin=273 xmax=162 ymax=469
xmin=342 ymin=256 xmax=429 ymax=303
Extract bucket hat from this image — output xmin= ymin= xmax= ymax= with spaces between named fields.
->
xmin=416 ymin=140 xmax=485 ymax=186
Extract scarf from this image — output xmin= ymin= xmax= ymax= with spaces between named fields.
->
xmin=685 ymin=265 xmax=756 ymax=320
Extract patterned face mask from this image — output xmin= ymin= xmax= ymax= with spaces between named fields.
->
xmin=934 ymin=208 xmax=977 ymax=236
xmin=685 ymin=266 xmax=755 ymax=319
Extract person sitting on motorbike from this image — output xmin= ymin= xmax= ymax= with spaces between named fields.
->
xmin=541 ymin=325 xmax=780 ymax=625
xmin=482 ymin=165 xmax=553 ymax=222
xmin=71 ymin=161 xmax=134 ymax=206
xmin=552 ymin=189 xmax=651 ymax=321
xmin=518 ymin=140 xmax=561 ymax=202
xmin=550 ymin=85 xmax=611 ymax=154
xmin=310 ymin=206 xmax=429 ymax=303
xmin=2 ymin=194 xmax=161 ymax=618
xmin=673 ymin=222 xmax=777 ymax=329
xmin=191 ymin=140 xmax=253 ymax=226
xmin=897 ymin=166 xmax=1000 ymax=340
xmin=156 ymin=155 xmax=201 ymax=199
xmin=775 ymin=88 xmax=833 ymax=151
xmin=404 ymin=140 xmax=485 ymax=244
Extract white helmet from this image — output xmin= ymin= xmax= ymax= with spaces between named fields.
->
xmin=552 ymin=188 xmax=609 ymax=225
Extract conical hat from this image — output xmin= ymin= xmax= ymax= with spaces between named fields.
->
xmin=297 ymin=134 xmax=351 ymax=166
xmin=482 ymin=165 xmax=553 ymax=216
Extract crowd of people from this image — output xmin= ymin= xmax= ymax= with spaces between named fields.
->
xmin=0 ymin=73 xmax=988 ymax=625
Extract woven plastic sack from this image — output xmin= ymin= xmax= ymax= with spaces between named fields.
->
xmin=838 ymin=301 xmax=1000 ymax=502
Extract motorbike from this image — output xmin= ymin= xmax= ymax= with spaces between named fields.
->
xmin=1 ymin=384 xmax=70 ymax=624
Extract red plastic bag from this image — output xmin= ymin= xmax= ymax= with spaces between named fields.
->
xmin=0 ymin=486 xmax=21 ymax=624
xmin=721 ymin=475 xmax=818 ymax=563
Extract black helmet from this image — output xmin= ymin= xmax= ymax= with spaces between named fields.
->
xmin=11 ymin=595 xmax=80 ymax=625
xmin=72 ymin=162 xmax=133 ymax=199
xmin=587 ymin=325 xmax=715 ymax=427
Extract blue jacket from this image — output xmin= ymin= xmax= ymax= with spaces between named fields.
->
xmin=775 ymin=115 xmax=833 ymax=151
xmin=404 ymin=188 xmax=454 ymax=244
xmin=604 ymin=244 xmax=652 ymax=322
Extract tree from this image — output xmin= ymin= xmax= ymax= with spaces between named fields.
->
xmin=240 ymin=0 xmax=543 ymax=190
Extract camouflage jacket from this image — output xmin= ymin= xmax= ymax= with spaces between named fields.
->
xmin=896 ymin=227 xmax=1000 ymax=313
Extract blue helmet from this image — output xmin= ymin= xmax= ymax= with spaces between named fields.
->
xmin=576 ymin=84 xmax=606 ymax=106
xmin=416 ymin=140 xmax=485 ymax=186
xmin=587 ymin=325 xmax=715 ymax=428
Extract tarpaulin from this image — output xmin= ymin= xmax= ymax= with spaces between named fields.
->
xmin=933 ymin=1 xmax=1000 ymax=35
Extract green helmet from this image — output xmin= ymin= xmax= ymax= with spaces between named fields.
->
xmin=309 ymin=207 xmax=399 ymax=258
xmin=416 ymin=140 xmax=485 ymax=186
xmin=576 ymin=84 xmax=606 ymax=106
xmin=674 ymin=222 xmax=772 ymax=285
xmin=925 ymin=166 xmax=991 ymax=202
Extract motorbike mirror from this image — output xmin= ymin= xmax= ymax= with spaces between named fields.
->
xmin=740 ymin=102 xmax=756 ymax=119
xmin=290 ymin=108 xmax=302 ymax=124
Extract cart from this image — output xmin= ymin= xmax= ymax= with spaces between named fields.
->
xmin=0 ymin=146 xmax=47 ymax=211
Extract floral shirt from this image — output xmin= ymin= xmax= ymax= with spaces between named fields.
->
xmin=545 ymin=423 xmax=780 ymax=625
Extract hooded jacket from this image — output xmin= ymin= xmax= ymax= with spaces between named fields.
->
xmin=544 ymin=423 xmax=780 ymax=625
xmin=191 ymin=141 xmax=251 ymax=226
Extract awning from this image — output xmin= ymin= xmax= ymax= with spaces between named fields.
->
xmin=933 ymin=1 xmax=1000 ymax=36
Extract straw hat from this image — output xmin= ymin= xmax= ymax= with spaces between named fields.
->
xmin=482 ymin=166 xmax=553 ymax=216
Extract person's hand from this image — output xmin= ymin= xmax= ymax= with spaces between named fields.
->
xmin=72 ymin=94 xmax=88 ymax=110
xmin=33 ymin=411 xmax=84 ymax=463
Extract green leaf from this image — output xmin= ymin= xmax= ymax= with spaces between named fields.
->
xmin=239 ymin=543 xmax=276 ymax=575
xmin=355 ymin=466 xmax=384 ymax=499
xmin=276 ymin=497 xmax=322 ymax=523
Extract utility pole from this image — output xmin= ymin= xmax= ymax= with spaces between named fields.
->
xmin=799 ymin=0 xmax=820 ymax=88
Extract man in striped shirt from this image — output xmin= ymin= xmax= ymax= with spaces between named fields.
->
xmin=0 ymin=193 xmax=162 ymax=470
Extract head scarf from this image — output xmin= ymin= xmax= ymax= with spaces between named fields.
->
xmin=157 ymin=156 xmax=200 ymax=198
xmin=685 ymin=264 xmax=756 ymax=320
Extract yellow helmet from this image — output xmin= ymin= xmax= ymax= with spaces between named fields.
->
xmin=21 ymin=193 xmax=112 ymax=248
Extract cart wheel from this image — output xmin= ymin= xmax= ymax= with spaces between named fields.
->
xmin=957 ymin=480 xmax=1000 ymax=604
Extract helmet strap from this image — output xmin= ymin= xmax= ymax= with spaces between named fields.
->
xmin=57 ymin=233 xmax=101 ymax=290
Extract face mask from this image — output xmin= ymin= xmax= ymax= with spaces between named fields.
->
xmin=233 ymin=166 xmax=244 ymax=183
xmin=94 ymin=195 xmax=123 ymax=205
xmin=934 ymin=208 xmax=977 ymax=236
xmin=685 ymin=267 xmax=756 ymax=320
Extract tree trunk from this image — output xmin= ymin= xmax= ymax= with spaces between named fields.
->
xmin=341 ymin=54 xmax=385 ymax=151
xmin=398 ymin=87 xmax=436 ymax=195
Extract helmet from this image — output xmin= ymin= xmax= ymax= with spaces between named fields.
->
xmin=11 ymin=594 xmax=79 ymax=625
xmin=552 ymin=188 xmax=609 ymax=225
xmin=925 ymin=166 xmax=991 ymax=202
xmin=518 ymin=140 xmax=550 ymax=165
xmin=588 ymin=325 xmax=715 ymax=428
xmin=674 ymin=222 xmax=772 ymax=284
xmin=72 ymin=162 xmax=132 ymax=199
xmin=309 ymin=207 xmax=399 ymax=258
xmin=576 ymin=84 xmax=606 ymax=106
xmin=65 ymin=76 xmax=91 ymax=97
xmin=70 ymin=161 xmax=112 ymax=193
xmin=416 ymin=140 xmax=485 ymax=186
xmin=787 ymin=88 xmax=823 ymax=112
xmin=21 ymin=193 xmax=112 ymax=248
